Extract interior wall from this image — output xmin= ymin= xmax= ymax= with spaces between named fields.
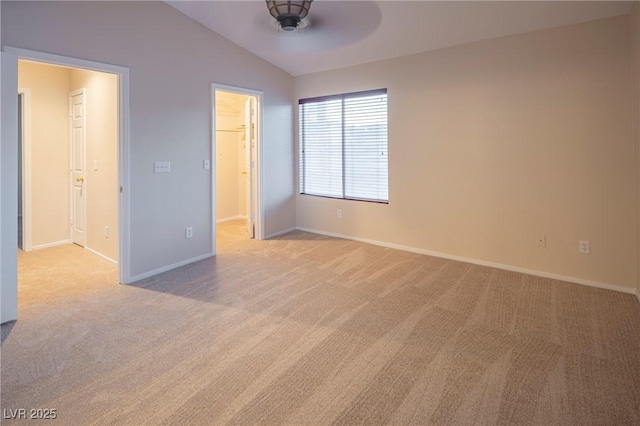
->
xmin=18 ymin=61 xmax=70 ymax=248
xmin=632 ymin=3 xmax=640 ymax=298
xmin=215 ymin=92 xmax=241 ymax=221
xmin=2 ymin=51 xmax=19 ymax=323
xmin=1 ymin=1 xmax=295 ymax=279
xmin=215 ymin=129 xmax=240 ymax=221
xmin=295 ymin=15 xmax=636 ymax=291
xmin=70 ymin=68 xmax=118 ymax=262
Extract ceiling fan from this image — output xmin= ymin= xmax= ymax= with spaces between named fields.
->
xmin=259 ymin=0 xmax=382 ymax=54
xmin=266 ymin=0 xmax=313 ymax=32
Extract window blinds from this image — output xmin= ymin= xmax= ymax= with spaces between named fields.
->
xmin=299 ymin=89 xmax=388 ymax=203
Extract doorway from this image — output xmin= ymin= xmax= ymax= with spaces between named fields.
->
xmin=1 ymin=47 xmax=131 ymax=324
xmin=17 ymin=60 xmax=119 ymax=266
xmin=212 ymin=84 xmax=263 ymax=250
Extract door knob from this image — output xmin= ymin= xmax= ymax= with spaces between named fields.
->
xmin=76 ymin=177 xmax=84 ymax=182
xmin=241 ymin=171 xmax=248 ymax=175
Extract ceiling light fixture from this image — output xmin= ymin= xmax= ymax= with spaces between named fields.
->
xmin=266 ymin=0 xmax=313 ymax=32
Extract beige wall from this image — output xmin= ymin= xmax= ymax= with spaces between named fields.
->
xmin=18 ymin=61 xmax=70 ymax=248
xmin=632 ymin=3 xmax=640 ymax=298
xmin=70 ymin=68 xmax=118 ymax=262
xmin=216 ymin=114 xmax=240 ymax=221
xmin=216 ymin=128 xmax=240 ymax=221
xmin=296 ymin=16 xmax=636 ymax=290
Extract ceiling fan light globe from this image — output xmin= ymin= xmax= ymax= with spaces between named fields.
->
xmin=266 ymin=0 xmax=313 ymax=31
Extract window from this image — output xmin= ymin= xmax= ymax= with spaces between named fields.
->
xmin=299 ymin=89 xmax=388 ymax=203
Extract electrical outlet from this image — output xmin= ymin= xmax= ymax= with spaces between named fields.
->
xmin=337 ymin=209 xmax=342 ymax=218
xmin=203 ymin=159 xmax=210 ymax=170
xmin=186 ymin=227 xmax=193 ymax=238
xmin=104 ymin=226 xmax=109 ymax=239
xmin=579 ymin=240 xmax=590 ymax=254
xmin=537 ymin=235 xmax=546 ymax=248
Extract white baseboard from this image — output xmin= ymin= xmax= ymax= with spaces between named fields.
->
xmin=128 ymin=252 xmax=214 ymax=284
xmin=296 ymin=227 xmax=636 ymax=296
xmin=85 ymin=246 xmax=117 ymax=265
xmin=31 ymin=239 xmax=71 ymax=251
xmin=216 ymin=216 xmax=246 ymax=224
xmin=265 ymin=227 xmax=297 ymax=239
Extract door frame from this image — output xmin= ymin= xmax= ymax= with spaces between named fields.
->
xmin=2 ymin=46 xmax=131 ymax=291
xmin=2 ymin=50 xmax=19 ymax=323
xmin=69 ymin=88 xmax=87 ymax=247
xmin=244 ymin=96 xmax=254 ymax=238
xmin=211 ymin=83 xmax=264 ymax=249
xmin=18 ymin=87 xmax=32 ymax=252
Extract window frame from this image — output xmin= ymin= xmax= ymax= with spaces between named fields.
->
xmin=299 ymin=88 xmax=389 ymax=204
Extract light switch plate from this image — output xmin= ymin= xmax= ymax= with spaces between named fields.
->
xmin=154 ymin=161 xmax=171 ymax=173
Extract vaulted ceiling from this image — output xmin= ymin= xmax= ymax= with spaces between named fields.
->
xmin=167 ymin=1 xmax=633 ymax=76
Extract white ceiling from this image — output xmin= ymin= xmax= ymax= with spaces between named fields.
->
xmin=166 ymin=1 xmax=633 ymax=76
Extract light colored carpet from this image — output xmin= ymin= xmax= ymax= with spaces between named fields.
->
xmin=2 ymin=221 xmax=639 ymax=425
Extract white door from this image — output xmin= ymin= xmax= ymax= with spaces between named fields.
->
xmin=244 ymin=98 xmax=255 ymax=238
xmin=69 ymin=89 xmax=86 ymax=247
